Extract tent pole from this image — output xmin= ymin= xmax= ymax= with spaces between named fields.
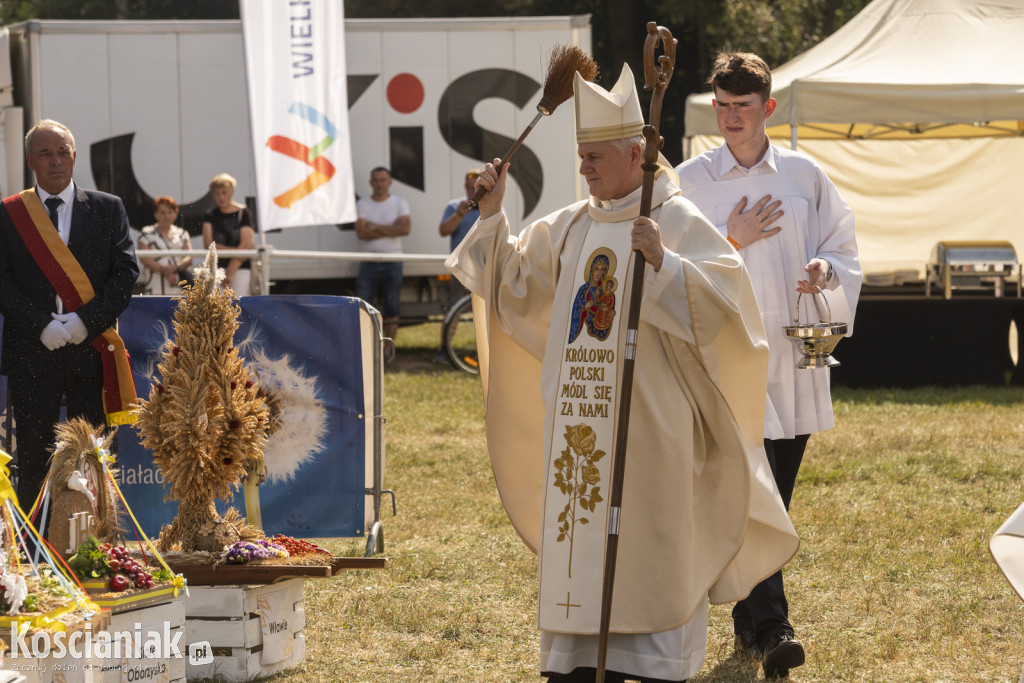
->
xmin=789 ymin=86 xmax=798 ymax=151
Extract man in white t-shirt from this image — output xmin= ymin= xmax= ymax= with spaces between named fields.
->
xmin=355 ymin=166 xmax=411 ymax=360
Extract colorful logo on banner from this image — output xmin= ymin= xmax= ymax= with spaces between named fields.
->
xmin=266 ymin=102 xmax=338 ymax=208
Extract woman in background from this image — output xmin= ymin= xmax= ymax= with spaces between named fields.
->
xmin=137 ymin=195 xmax=193 ymax=296
xmin=202 ymin=173 xmax=254 ymax=294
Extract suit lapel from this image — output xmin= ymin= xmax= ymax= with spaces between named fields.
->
xmin=67 ymin=184 xmax=91 ymax=253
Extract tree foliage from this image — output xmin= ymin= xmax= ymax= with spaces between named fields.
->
xmin=0 ymin=0 xmax=238 ymax=22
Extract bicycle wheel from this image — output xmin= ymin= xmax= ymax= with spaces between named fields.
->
xmin=443 ymin=294 xmax=479 ymax=374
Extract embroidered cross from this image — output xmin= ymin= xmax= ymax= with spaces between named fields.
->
xmin=556 ymin=592 xmax=581 ymax=618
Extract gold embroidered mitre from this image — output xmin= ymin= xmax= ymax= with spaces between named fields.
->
xmin=574 ymin=63 xmax=644 ymax=143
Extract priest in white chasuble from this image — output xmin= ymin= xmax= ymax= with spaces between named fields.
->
xmin=446 ymin=63 xmax=799 ymax=683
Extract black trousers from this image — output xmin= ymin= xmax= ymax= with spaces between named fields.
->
xmin=8 ymin=369 xmax=105 ymax=506
xmin=731 ymin=435 xmax=809 ymax=649
xmin=545 ymin=667 xmax=686 ymax=683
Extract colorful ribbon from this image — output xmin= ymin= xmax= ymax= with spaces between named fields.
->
xmin=99 ymin=456 xmax=187 ymax=597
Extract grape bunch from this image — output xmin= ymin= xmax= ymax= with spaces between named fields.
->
xmin=102 ymin=543 xmax=155 ymax=590
xmin=223 ymin=539 xmax=289 ymax=564
xmin=273 ymin=534 xmax=331 ymax=556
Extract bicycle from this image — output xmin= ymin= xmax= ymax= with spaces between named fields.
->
xmin=441 ymin=293 xmax=479 ymax=374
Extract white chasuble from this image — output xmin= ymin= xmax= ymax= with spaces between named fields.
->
xmin=992 ymin=500 xmax=1024 ymax=602
xmin=445 ymin=170 xmax=799 ymax=636
xmin=539 ymin=218 xmax=633 ymax=633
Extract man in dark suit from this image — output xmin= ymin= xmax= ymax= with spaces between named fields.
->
xmin=0 ymin=119 xmax=139 ymax=505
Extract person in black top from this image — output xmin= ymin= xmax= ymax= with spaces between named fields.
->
xmin=201 ymin=173 xmax=254 ymax=294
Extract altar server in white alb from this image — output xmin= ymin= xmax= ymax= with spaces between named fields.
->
xmin=675 ymin=51 xmax=861 ymax=678
xmin=447 ymin=62 xmax=799 ymax=683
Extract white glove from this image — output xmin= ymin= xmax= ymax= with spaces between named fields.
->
xmin=51 ymin=312 xmax=89 ymax=344
xmin=40 ymin=319 xmax=72 ymax=350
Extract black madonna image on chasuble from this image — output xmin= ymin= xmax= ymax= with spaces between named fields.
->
xmin=568 ymin=247 xmax=618 ymax=344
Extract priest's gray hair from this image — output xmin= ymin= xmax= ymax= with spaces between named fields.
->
xmin=609 ymin=135 xmax=644 ymax=156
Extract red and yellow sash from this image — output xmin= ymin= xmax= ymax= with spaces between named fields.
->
xmin=3 ymin=189 xmax=138 ymax=426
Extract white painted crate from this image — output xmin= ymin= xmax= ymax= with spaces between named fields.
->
xmin=0 ymin=613 xmax=108 ymax=683
xmin=0 ymin=652 xmax=95 ymax=683
xmin=100 ymin=599 xmax=186 ymax=683
xmin=0 ymin=595 xmax=186 ymax=683
xmin=183 ymin=579 xmax=305 ymax=682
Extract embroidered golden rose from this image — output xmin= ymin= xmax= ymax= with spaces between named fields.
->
xmin=553 ymin=423 xmax=606 ymax=578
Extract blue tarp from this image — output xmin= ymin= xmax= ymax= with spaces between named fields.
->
xmin=2 ymin=295 xmax=373 ymax=540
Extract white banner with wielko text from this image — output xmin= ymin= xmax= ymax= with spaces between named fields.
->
xmin=239 ymin=0 xmax=356 ymax=230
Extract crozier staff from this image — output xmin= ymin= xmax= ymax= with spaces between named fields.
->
xmin=446 ymin=63 xmax=798 ymax=683
xmin=595 ymin=23 xmax=676 ymax=683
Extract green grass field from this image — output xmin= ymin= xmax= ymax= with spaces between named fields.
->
xmin=265 ymin=323 xmax=1024 ymax=682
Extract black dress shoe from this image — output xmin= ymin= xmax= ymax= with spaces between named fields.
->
xmin=762 ymin=632 xmax=805 ymax=678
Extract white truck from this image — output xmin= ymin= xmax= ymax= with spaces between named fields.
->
xmin=0 ymin=16 xmax=591 ymax=317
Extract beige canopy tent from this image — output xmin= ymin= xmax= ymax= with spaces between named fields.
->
xmin=683 ymin=0 xmax=1024 ymax=276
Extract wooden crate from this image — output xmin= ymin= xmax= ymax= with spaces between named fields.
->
xmin=0 ymin=651 xmax=98 ymax=683
xmin=0 ymin=611 xmax=109 ymax=683
xmin=99 ymin=599 xmax=186 ymax=683
xmin=183 ymin=579 xmax=305 ymax=682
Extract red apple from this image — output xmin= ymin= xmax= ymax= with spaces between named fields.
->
xmin=110 ymin=574 xmax=129 ymax=591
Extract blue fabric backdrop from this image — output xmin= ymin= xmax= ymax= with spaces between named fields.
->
xmin=115 ymin=294 xmax=369 ymax=539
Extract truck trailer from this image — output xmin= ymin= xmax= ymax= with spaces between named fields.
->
xmin=0 ymin=16 xmax=592 ymax=317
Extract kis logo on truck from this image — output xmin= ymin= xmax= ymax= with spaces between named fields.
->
xmin=91 ymin=69 xmax=544 ymax=234
xmin=436 ymin=69 xmax=545 ymax=218
xmin=353 ymin=68 xmax=545 ymax=219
